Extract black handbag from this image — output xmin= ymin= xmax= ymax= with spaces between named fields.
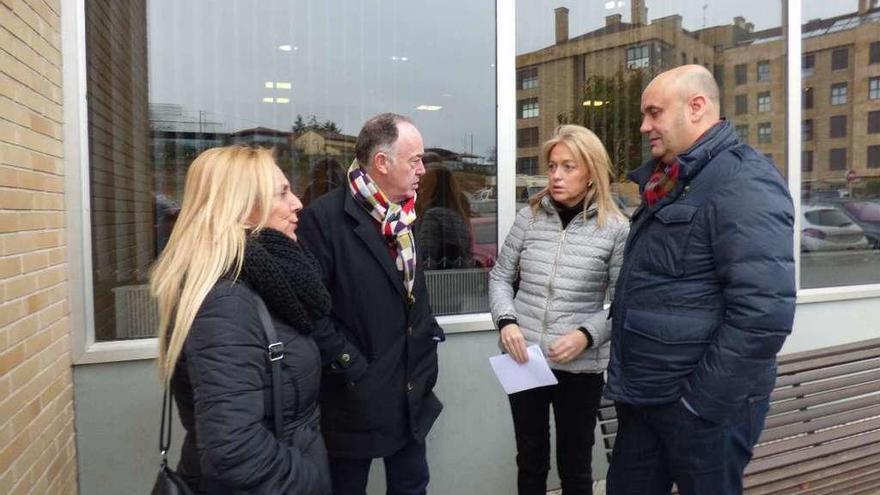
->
xmin=151 ymin=297 xmax=284 ymax=494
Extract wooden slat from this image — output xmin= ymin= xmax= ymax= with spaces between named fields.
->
xmin=774 ymin=357 xmax=880 ymax=388
xmin=809 ymin=472 xmax=880 ymax=495
xmin=746 ymin=429 xmax=880 ymax=475
xmin=777 ymin=346 xmax=880 ymax=376
xmin=797 ymin=464 xmax=880 ymax=495
xmin=745 ymin=455 xmax=880 ymax=495
xmin=744 ymin=438 xmax=880 ymax=488
xmin=758 ymin=403 xmax=880 ymax=443
xmin=770 ymin=370 xmax=880 ymax=402
xmin=764 ymin=394 xmax=880 ymax=430
xmin=753 ymin=416 xmax=880 ymax=459
xmin=768 ymin=381 xmax=880 ymax=415
xmin=776 ymin=338 xmax=880 ymax=368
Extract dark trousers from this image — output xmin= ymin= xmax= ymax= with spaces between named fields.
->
xmin=508 ymin=370 xmax=604 ymax=495
xmin=328 ymin=438 xmax=429 ymax=495
xmin=606 ymin=397 xmax=770 ymax=495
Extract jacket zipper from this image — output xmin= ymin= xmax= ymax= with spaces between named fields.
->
xmin=540 ymin=216 xmax=573 ymax=352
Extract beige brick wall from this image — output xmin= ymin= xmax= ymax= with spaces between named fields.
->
xmin=0 ymin=0 xmax=78 ymax=494
xmin=85 ymin=0 xmax=152 ymax=341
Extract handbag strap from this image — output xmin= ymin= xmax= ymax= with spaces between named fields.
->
xmin=158 ymin=295 xmax=285 ymax=465
xmin=254 ymin=296 xmax=285 ymax=437
xmin=159 ymin=384 xmax=173 ymax=467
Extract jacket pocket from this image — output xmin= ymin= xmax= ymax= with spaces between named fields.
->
xmin=622 ymin=308 xmax=719 ymax=380
xmin=646 ymin=204 xmax=698 ymax=277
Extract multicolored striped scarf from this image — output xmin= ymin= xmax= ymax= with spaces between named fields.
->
xmin=347 ymin=160 xmax=418 ymax=298
xmin=643 ymin=160 xmax=680 ymax=208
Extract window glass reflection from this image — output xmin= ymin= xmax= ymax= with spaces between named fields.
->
xmin=800 ymin=1 xmax=880 ymax=289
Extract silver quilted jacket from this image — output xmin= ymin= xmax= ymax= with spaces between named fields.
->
xmin=489 ymin=196 xmax=629 ymax=373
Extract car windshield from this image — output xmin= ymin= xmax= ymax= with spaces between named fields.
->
xmin=805 ymin=208 xmax=853 ymax=227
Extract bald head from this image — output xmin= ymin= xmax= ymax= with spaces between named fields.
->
xmin=640 ymin=65 xmax=722 ymax=164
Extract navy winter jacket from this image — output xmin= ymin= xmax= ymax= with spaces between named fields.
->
xmin=604 ymin=120 xmax=796 ymax=424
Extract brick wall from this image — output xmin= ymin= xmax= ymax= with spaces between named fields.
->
xmin=85 ymin=0 xmax=152 ymax=341
xmin=0 ymin=0 xmax=79 ymax=494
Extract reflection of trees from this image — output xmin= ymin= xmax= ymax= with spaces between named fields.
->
xmin=559 ymin=69 xmax=655 ymax=178
xmin=293 ymin=113 xmax=342 ymax=134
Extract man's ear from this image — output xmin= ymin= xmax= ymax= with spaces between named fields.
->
xmin=373 ymin=152 xmax=391 ymax=175
xmin=688 ymin=94 xmax=708 ymax=123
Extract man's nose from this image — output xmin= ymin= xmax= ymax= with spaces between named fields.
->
xmin=640 ymin=117 xmax=651 ymax=134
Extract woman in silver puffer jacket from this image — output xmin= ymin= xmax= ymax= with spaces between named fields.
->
xmin=489 ymin=125 xmax=629 ymax=495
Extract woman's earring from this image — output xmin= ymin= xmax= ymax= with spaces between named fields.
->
xmin=588 ymin=180 xmax=594 ymax=188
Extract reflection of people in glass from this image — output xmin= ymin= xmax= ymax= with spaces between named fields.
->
xmin=154 ymin=191 xmax=180 ymax=255
xmin=605 ymin=65 xmax=795 ymax=495
xmin=489 ymin=125 xmax=629 ymax=495
xmin=301 ymin=157 xmax=345 ymax=207
xmin=151 ymin=146 xmax=331 ymax=494
xmin=416 ymin=162 xmax=473 ymax=270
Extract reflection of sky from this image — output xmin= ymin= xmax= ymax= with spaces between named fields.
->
xmin=516 ymin=0 xmax=859 ymax=54
xmin=148 ymin=0 xmax=496 ymax=156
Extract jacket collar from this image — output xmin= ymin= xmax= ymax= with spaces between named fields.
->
xmin=628 ymin=119 xmax=737 ymax=188
xmin=343 ymin=190 xmax=407 ymax=297
xmin=537 ymin=191 xmax=598 ymax=220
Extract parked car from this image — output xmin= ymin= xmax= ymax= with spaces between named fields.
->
xmin=840 ymin=200 xmax=880 ymax=249
xmin=801 ymin=204 xmax=870 ymax=252
xmin=469 ymin=216 xmax=497 ymax=268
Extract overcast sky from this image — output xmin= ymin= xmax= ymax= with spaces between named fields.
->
xmin=148 ymin=0 xmax=860 ymax=156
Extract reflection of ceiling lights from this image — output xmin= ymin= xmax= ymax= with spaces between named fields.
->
xmin=582 ymin=100 xmax=609 ymax=107
xmin=265 ymin=82 xmax=274 ymax=88
xmin=275 ymin=97 xmax=290 ymax=104
xmin=391 ymin=56 xmax=409 ymax=61
xmin=279 ymin=44 xmax=292 ymax=51
xmin=275 ymin=82 xmax=292 ymax=90
xmin=416 ymin=105 xmax=442 ymax=111
xmin=262 ymin=97 xmax=274 ymax=103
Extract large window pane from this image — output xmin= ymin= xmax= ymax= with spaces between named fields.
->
xmin=86 ymin=0 xmax=497 ymax=340
xmin=515 ymin=0 xmax=788 ymax=229
xmin=800 ymin=1 xmax=880 ymax=289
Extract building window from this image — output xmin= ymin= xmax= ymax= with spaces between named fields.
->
xmin=735 ymin=125 xmax=748 ymax=144
xmin=869 ymin=146 xmax=880 ymax=169
xmin=831 ymin=47 xmax=848 ymax=71
xmin=830 ymin=83 xmax=847 ymax=105
xmin=802 ymin=53 xmax=815 ymax=77
xmin=516 ymin=157 xmax=539 ymax=175
xmin=735 ymin=94 xmax=748 ymax=115
xmin=870 ymin=77 xmax=880 ymax=100
xmin=802 ymin=119 xmax=813 ymax=141
xmin=869 ymin=111 xmax=880 ymax=134
xmin=758 ymin=123 xmax=771 ymax=144
xmin=802 ymin=150 xmax=814 ymax=172
xmin=757 ymin=61 xmax=770 ymax=82
xmin=518 ymin=67 xmax=538 ymax=90
xmin=829 ymin=148 xmax=847 ymax=171
xmin=626 ymin=45 xmax=650 ymax=69
xmin=803 ymin=87 xmax=814 ymax=109
xmin=870 ymin=41 xmax=880 ymax=65
xmin=829 ymin=115 xmax=847 ymax=138
xmin=517 ymin=127 xmax=539 ymax=148
xmin=735 ymin=64 xmax=747 ymax=85
xmin=519 ymin=98 xmax=539 ymax=119
xmin=757 ymin=92 xmax=771 ymax=113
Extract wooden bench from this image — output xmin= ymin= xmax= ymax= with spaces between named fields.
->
xmin=597 ymin=337 xmax=880 ymax=494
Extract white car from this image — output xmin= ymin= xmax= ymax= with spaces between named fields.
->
xmin=801 ymin=204 xmax=870 ymax=252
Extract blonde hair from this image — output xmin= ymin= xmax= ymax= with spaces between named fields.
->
xmin=150 ymin=145 xmax=280 ymax=384
xmin=529 ymin=125 xmax=623 ymax=227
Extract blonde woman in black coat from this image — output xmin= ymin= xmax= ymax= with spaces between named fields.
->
xmin=151 ymin=145 xmax=331 ymax=494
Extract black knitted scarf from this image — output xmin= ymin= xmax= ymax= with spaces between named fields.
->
xmin=239 ymin=228 xmax=330 ymax=334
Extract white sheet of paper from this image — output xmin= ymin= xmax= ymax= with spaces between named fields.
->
xmin=489 ymin=345 xmax=558 ymax=395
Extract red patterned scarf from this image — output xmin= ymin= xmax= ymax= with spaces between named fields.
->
xmin=643 ymin=161 xmax=680 ymax=208
xmin=347 ymin=160 xmax=418 ymax=298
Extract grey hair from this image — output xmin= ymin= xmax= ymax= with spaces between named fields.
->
xmin=355 ymin=113 xmax=413 ymax=168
